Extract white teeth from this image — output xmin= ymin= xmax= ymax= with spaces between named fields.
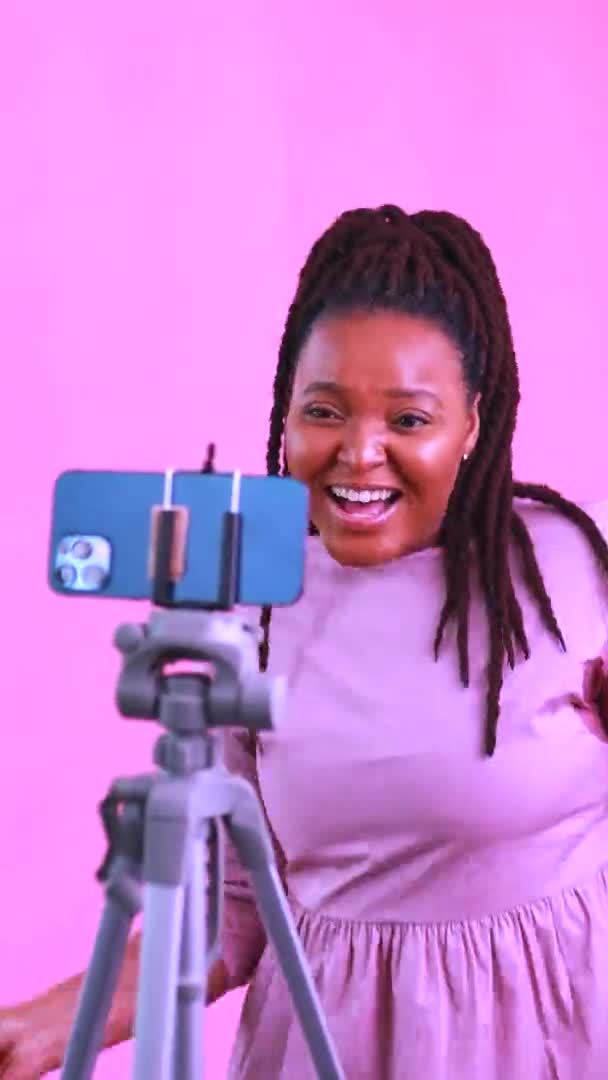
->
xmin=330 ymin=486 xmax=394 ymax=503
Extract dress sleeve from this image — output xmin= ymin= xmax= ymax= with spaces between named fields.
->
xmin=220 ymin=729 xmax=287 ymax=990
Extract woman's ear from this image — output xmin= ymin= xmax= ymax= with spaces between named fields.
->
xmin=464 ymin=392 xmax=481 ymax=458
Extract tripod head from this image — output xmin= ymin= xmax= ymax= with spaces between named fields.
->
xmin=113 ymin=608 xmax=285 ymax=737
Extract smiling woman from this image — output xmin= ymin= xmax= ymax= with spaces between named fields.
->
xmin=222 ymin=204 xmax=608 ymax=1079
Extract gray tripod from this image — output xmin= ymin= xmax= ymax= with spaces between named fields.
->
xmin=60 ymin=607 xmax=344 ymax=1080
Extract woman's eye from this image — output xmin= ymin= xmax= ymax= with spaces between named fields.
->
xmin=304 ymin=405 xmax=339 ymax=420
xmin=394 ymin=413 xmax=427 ymax=430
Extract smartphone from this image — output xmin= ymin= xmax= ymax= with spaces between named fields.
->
xmin=48 ymin=469 xmax=309 ymax=607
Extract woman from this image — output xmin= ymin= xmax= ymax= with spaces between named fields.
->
xmin=3 ymin=204 xmax=608 ymax=1079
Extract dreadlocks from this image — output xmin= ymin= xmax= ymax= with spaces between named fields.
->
xmin=259 ymin=204 xmax=608 ymax=755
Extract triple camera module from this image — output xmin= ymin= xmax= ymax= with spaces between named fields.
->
xmin=54 ymin=534 xmax=112 ymax=592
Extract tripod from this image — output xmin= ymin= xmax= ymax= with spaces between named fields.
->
xmin=60 ymin=607 xmax=344 ymax=1080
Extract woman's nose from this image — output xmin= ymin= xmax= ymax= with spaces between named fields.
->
xmin=336 ymin=425 xmax=387 ymax=469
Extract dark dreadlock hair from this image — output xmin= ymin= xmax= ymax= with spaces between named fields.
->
xmin=258 ymin=204 xmax=608 ymax=756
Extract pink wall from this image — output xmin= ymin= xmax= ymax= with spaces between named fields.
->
xmin=1 ymin=2 xmax=607 ymax=1075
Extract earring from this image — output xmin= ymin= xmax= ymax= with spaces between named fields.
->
xmin=463 ymin=453 xmax=469 ymax=462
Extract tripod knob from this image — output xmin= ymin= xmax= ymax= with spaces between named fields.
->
xmin=238 ymin=672 xmax=287 ymax=732
xmin=114 ymin=623 xmax=147 ymax=655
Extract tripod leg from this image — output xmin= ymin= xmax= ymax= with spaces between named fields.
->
xmin=173 ymin=829 xmax=207 ymax=1079
xmin=132 ymin=776 xmax=198 ymax=1080
xmin=61 ymin=856 xmax=140 ymax=1080
xmin=247 ymin=863 xmax=344 ymax=1080
xmin=226 ymin=791 xmax=345 ymax=1080
xmin=132 ymin=882 xmax=184 ymax=1079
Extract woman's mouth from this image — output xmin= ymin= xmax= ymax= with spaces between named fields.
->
xmin=324 ymin=485 xmax=402 ymax=529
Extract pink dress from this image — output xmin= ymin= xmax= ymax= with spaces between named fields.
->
xmin=221 ymin=499 xmax=608 ymax=1079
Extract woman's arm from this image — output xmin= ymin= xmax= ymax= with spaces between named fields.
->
xmin=0 ymin=936 xmax=232 ymax=1076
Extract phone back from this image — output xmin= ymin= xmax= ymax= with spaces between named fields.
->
xmin=48 ymin=469 xmax=309 ymax=607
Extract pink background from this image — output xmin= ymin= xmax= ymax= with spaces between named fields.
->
xmin=1 ymin=1 xmax=607 ymax=1075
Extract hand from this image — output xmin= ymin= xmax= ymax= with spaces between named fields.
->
xmin=0 ymin=1006 xmax=58 ymax=1079
xmin=582 ymin=649 xmax=608 ymax=742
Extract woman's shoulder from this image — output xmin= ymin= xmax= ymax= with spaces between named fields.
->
xmin=513 ymin=494 xmax=608 ymax=543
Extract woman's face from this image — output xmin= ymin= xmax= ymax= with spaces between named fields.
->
xmin=284 ymin=310 xmax=480 ymax=567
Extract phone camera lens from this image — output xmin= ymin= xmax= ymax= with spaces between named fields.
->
xmin=82 ymin=564 xmax=107 ymax=589
xmin=56 ymin=564 xmax=77 ymax=587
xmin=72 ymin=539 xmax=93 ymax=559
